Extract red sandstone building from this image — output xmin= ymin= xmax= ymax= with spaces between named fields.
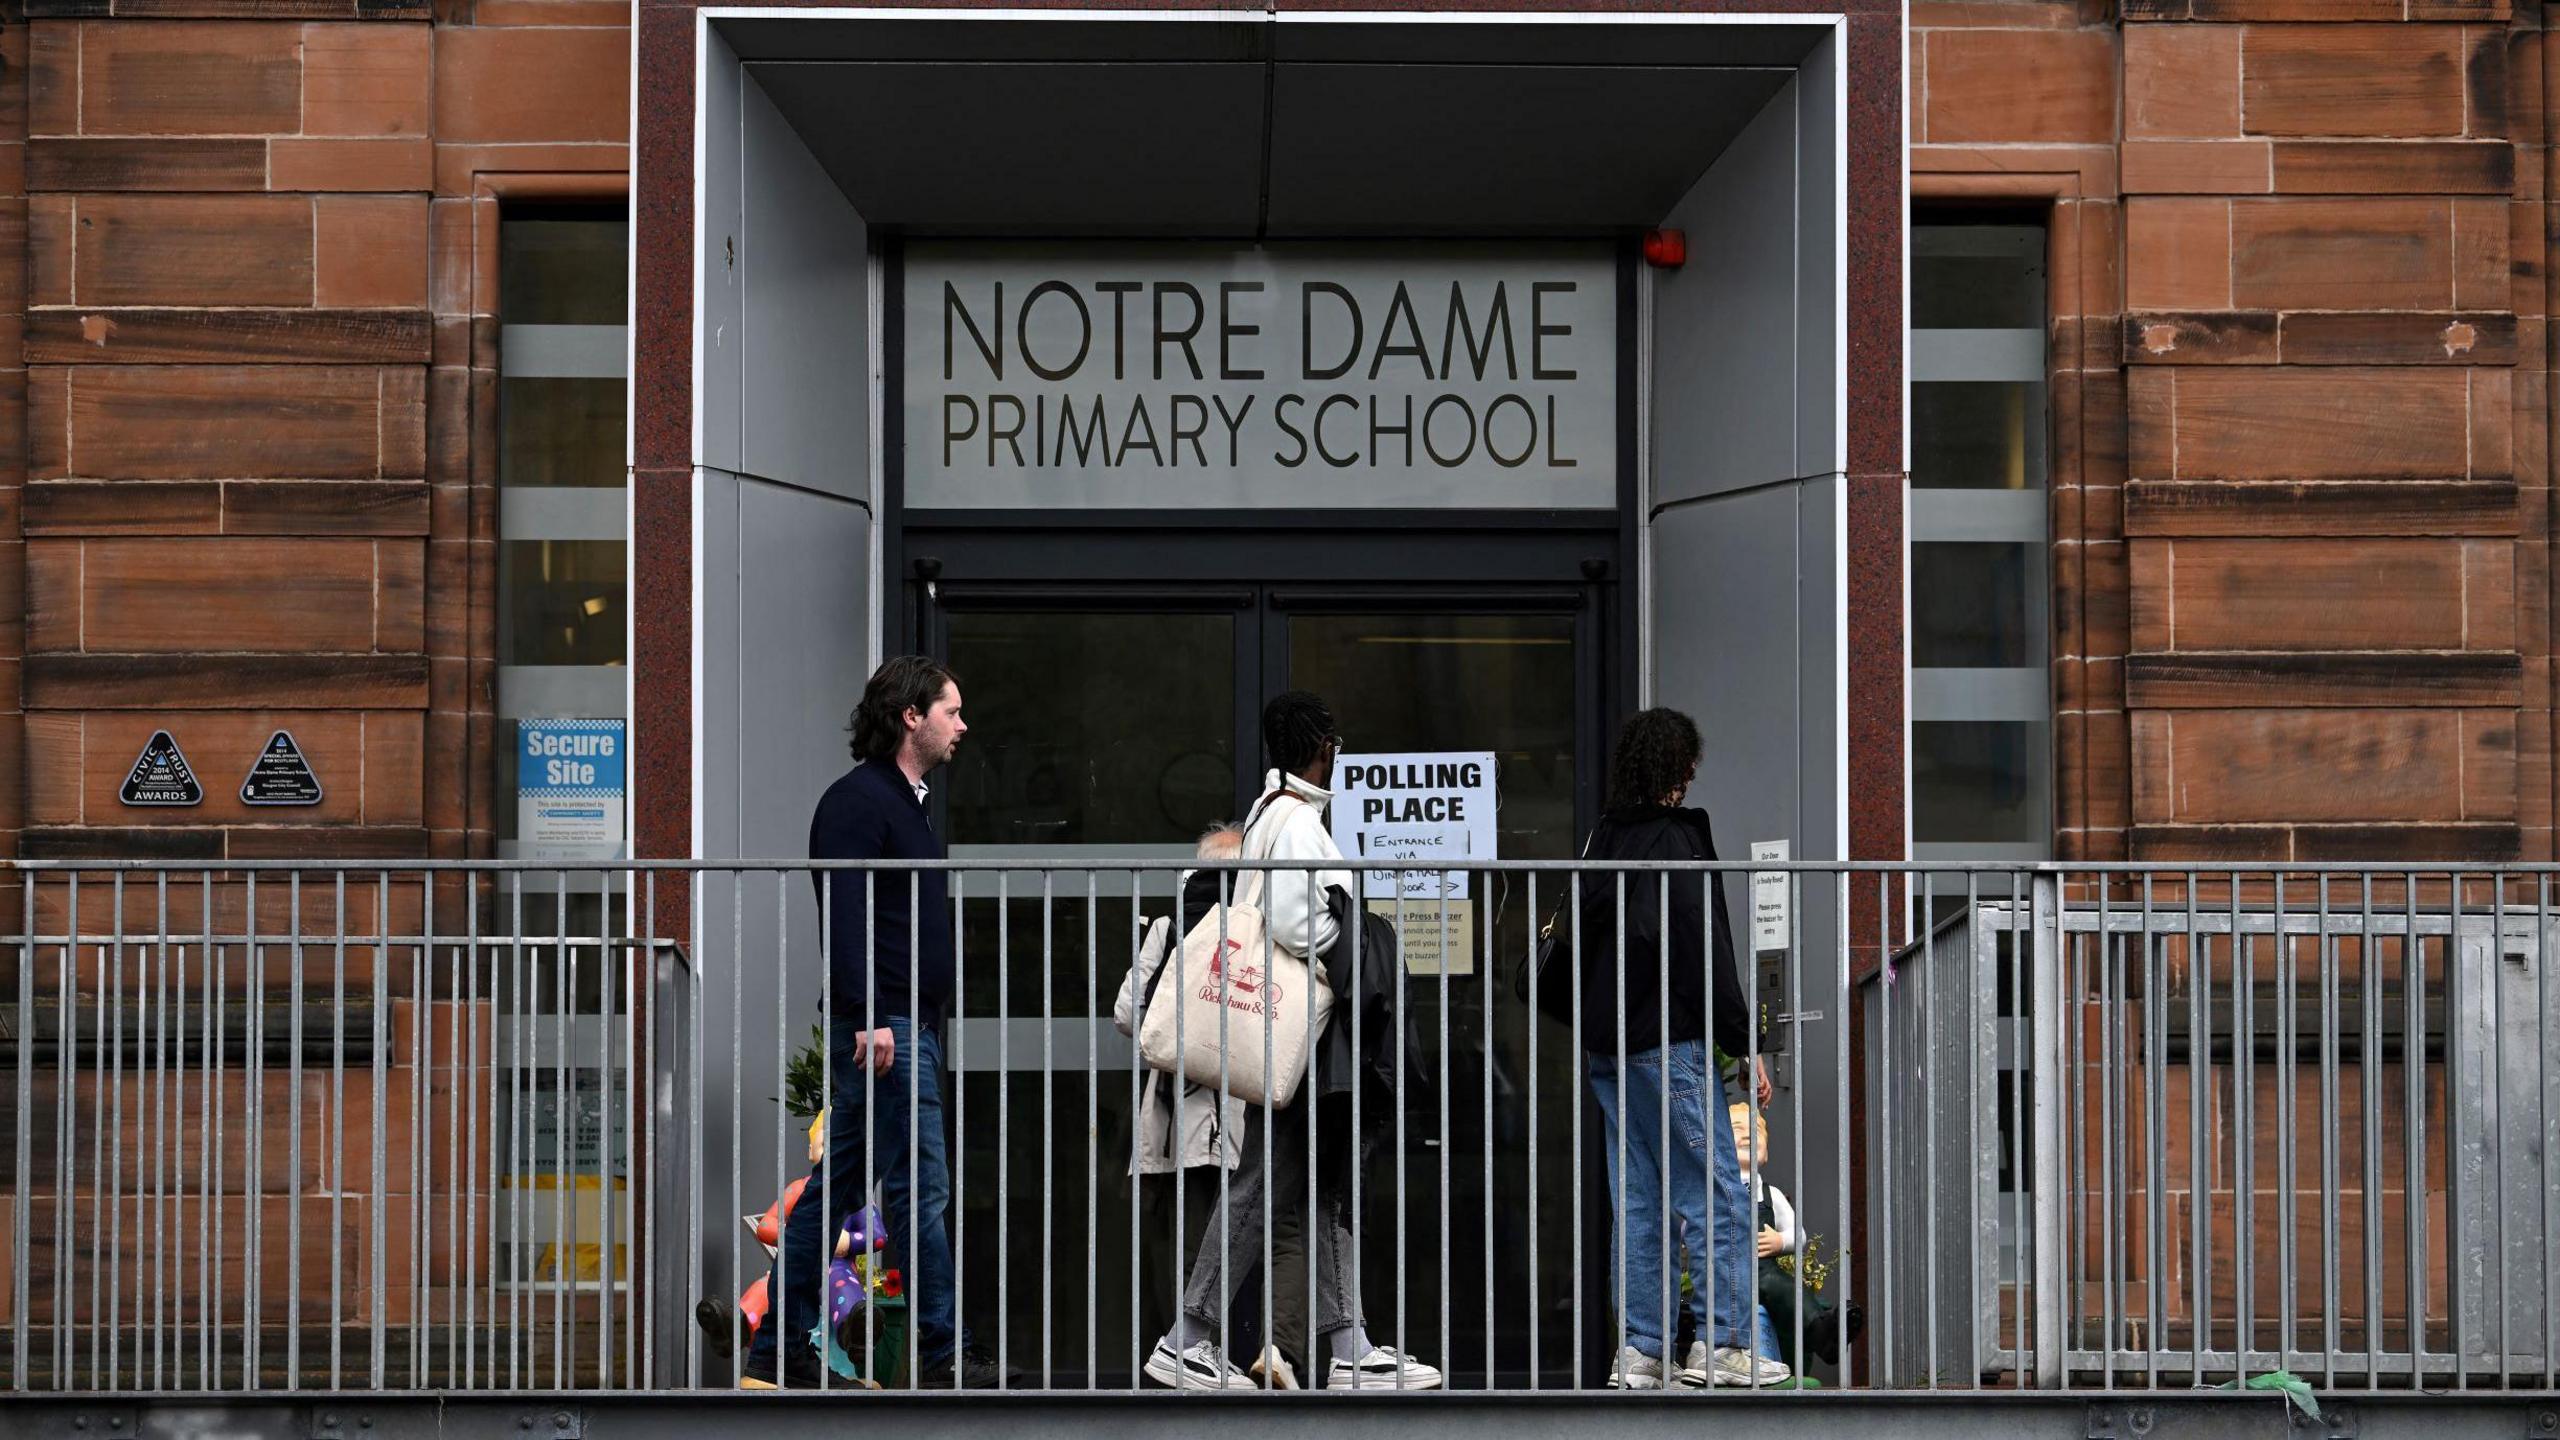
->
xmin=0 ymin=0 xmax=2551 ymax=1404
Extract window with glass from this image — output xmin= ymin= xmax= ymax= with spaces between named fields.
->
xmin=492 ymin=205 xmax=634 ymax=1344
xmin=1910 ymin=221 xmax=2052 ymax=862
xmin=496 ymin=205 xmax=630 ymax=856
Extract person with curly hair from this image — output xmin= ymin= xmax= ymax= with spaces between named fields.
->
xmin=1573 ymin=707 xmax=1786 ymax=1391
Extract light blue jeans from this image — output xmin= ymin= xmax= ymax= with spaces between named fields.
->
xmin=1588 ymin=1038 xmax=1753 ymax=1358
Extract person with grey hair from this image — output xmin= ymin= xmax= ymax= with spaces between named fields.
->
xmin=1114 ymin=822 xmax=1251 ymax=1353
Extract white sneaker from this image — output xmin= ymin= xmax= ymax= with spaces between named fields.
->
xmin=1605 ymin=1344 xmax=1665 ymax=1390
xmin=1325 ymin=1345 xmax=1443 ymax=1390
xmin=1709 ymin=1344 xmax=1791 ymax=1387
xmin=1250 ymin=1347 xmax=1301 ymax=1390
xmin=1675 ymin=1340 xmax=1715 ymax=1388
xmin=1144 ymin=1337 xmax=1258 ymax=1390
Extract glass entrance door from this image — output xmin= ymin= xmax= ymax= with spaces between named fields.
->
xmin=921 ymin=581 xmax=1602 ymax=1386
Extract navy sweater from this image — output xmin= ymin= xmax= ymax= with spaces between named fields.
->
xmin=810 ymin=760 xmax=955 ymax=1028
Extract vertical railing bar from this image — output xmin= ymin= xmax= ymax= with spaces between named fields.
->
xmin=951 ymin=871 xmax=967 ymax=1392
xmin=246 ymin=872 xmax=263 ymax=1390
xmin=1567 ymin=861 xmax=1580 ymax=1389
xmin=2099 ymin=875 xmax=2116 ymax=1387
xmin=11 ymin=870 xmax=28 ymax=1392
xmin=289 ymin=872 xmax=306 ymax=1393
xmin=2277 ymin=872 xmax=2296 ymax=1376
xmin=905 ymin=868 xmax=918 ymax=1393
xmin=1740 ymin=862 xmax=1761 ymax=1392
xmin=1611 ymin=871 xmax=1625 ymax=1391
xmin=2540 ymin=871 xmax=2556 ymax=1394
xmin=1526 ymin=869 xmax=1540 ymax=1390
xmin=1352 ymin=866 xmax=1368 ymax=1390
xmin=204 ymin=876 xmax=219 ymax=1390
xmin=109 ymin=873 xmax=125 ymax=1391
xmin=775 ymin=873 xmax=793 ymax=1393
xmin=1837 ymin=869 xmax=1853 ymax=1391
xmin=1965 ymin=870 xmax=1981 ymax=1390
xmin=1398 ymin=872 xmax=1413 ymax=1385
xmin=1483 ymin=866 xmax=1497 ymax=1390
xmin=511 ymin=872 xmax=528 ymax=1390
xmin=331 ymin=871 xmax=347 ymax=1391
xmin=682 ymin=869 xmax=702 ymax=1390
xmin=1877 ymin=870 xmax=1893 ymax=1387
xmin=2319 ymin=872 xmax=2338 ymax=1389
xmin=2141 ymin=872 xmax=2161 ymax=1391
xmin=1042 ymin=870 xmax=1055 ymax=1390
xmin=371 ymin=873 xmax=389 ymax=1390
xmin=2426 ymin=871 xmax=2447 ymax=1383
xmin=1924 ymin=869 xmax=1940 ymax=1391
xmin=1125 ymin=871 xmax=1140 ymax=1394
xmin=721 ymin=869 xmax=739 ymax=1389
xmin=598 ymin=873 xmax=619 ymax=1389
xmin=155 ymin=872 xmax=170 ymax=1391
xmin=556 ymin=870 xmax=574 ymax=1390
xmin=1305 ymin=865 xmax=1319 ymax=1392
xmin=1792 ymin=869 xmax=1810 ymax=1393
xmin=999 ymin=870 xmax=1013 ymax=1387
xmin=1655 ymin=870 xmax=1669 ymax=1387
xmin=59 ymin=875 xmax=77 ymax=1390
xmin=1443 ymin=870 xmax=1456 ymax=1390
xmin=2234 ymin=869 xmax=2253 ymax=1380
xmin=427 ymin=876 xmax=444 ymax=1389
xmin=2492 ymin=868 xmax=2511 ymax=1391
xmin=467 ymin=872 xmax=483 ymax=1391
xmin=1086 ymin=871 xmax=1098 ymax=1391
xmin=2380 ymin=873 xmax=2402 ymax=1388
xmin=638 ymin=872 xmax=653 ymax=1389
xmin=2185 ymin=869 xmax=2203 ymax=1387
xmin=2009 ymin=870 xmax=2028 ymax=1389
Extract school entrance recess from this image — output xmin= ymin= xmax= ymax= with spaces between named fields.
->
xmin=677 ymin=7 xmax=1869 ymax=1393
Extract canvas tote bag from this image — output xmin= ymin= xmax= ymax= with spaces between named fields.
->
xmin=1138 ymin=793 xmax=1337 ymax=1108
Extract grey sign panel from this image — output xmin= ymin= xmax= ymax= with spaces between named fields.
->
xmin=902 ymin=241 xmax=1618 ymax=509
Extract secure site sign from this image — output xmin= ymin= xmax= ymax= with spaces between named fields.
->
xmin=517 ymin=719 xmax=625 ymax=855
xmin=1330 ymin=752 xmax=1497 ymax=976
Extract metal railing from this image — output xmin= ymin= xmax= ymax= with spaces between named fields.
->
xmin=0 ymin=860 xmax=2550 ymax=1396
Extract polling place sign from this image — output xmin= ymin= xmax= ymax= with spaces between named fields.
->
xmin=903 ymin=242 xmax=1617 ymax=510
xmin=1331 ymin=752 xmax=1497 ymax=976
xmin=518 ymin=719 xmax=625 ymax=856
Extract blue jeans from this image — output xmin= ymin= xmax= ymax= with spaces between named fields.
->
xmin=747 ymin=1016 xmax=959 ymax=1374
xmin=1587 ymin=1038 xmax=1752 ymax=1358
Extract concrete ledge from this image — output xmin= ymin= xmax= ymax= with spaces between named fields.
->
xmin=3 ymin=1392 xmax=2558 ymax=1440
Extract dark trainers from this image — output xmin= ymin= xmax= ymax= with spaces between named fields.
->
xmin=739 ymin=1345 xmax=826 ymax=1390
xmin=919 ymin=1348 xmax=1015 ymax=1390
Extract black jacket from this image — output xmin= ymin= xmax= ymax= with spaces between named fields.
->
xmin=1569 ymin=805 xmax=1751 ymax=1061
xmin=810 ymin=760 xmax=954 ymax=1028
xmin=1311 ymin=887 xmax=1435 ymax=1109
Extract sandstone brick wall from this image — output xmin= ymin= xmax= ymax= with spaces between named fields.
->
xmin=1917 ymin=0 xmax=2549 ymax=864
xmin=2 ymin=0 xmax=629 ymax=866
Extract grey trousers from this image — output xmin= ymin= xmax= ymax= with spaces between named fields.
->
xmin=1180 ymin=1100 xmax=1358 ymax=1356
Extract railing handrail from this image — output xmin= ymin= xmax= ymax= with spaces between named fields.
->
xmin=3 ymin=858 xmax=2557 ymax=874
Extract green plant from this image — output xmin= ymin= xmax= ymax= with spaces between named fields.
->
xmin=1773 ymin=1233 xmax=1842 ymax=1294
xmin=779 ymin=1022 xmax=827 ymax=1120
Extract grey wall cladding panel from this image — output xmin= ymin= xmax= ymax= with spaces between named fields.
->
xmin=748 ymin=61 xmax=1265 ymax=234
xmin=701 ymin=32 xmax=746 ymax=472
xmin=741 ymin=68 xmax=869 ymax=500
xmin=690 ymin=468 xmax=874 ymax=1297
xmin=1650 ymin=76 xmax=1800 ymax=506
xmin=1793 ymin=28 xmax=1842 ymax=479
xmin=1265 ymin=65 xmax=1789 ymax=234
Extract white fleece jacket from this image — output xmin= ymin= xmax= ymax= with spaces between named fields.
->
xmin=1242 ymin=769 xmax=1354 ymax=960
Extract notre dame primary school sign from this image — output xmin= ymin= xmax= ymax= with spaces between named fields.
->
xmin=902 ymin=242 xmax=1618 ymax=510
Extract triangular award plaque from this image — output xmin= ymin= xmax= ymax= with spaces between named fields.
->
xmin=240 ymin=729 xmax=323 ymax=807
xmin=119 ymin=730 xmax=204 ymax=807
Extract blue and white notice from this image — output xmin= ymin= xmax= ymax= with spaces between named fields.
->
xmin=518 ymin=719 xmax=626 ymax=855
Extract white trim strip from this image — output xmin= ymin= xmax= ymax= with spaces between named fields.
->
xmin=1909 ymin=489 xmax=2047 ymax=544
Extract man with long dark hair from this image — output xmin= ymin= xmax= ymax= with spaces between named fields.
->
xmin=743 ymin=655 xmax=1005 ymax=1390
